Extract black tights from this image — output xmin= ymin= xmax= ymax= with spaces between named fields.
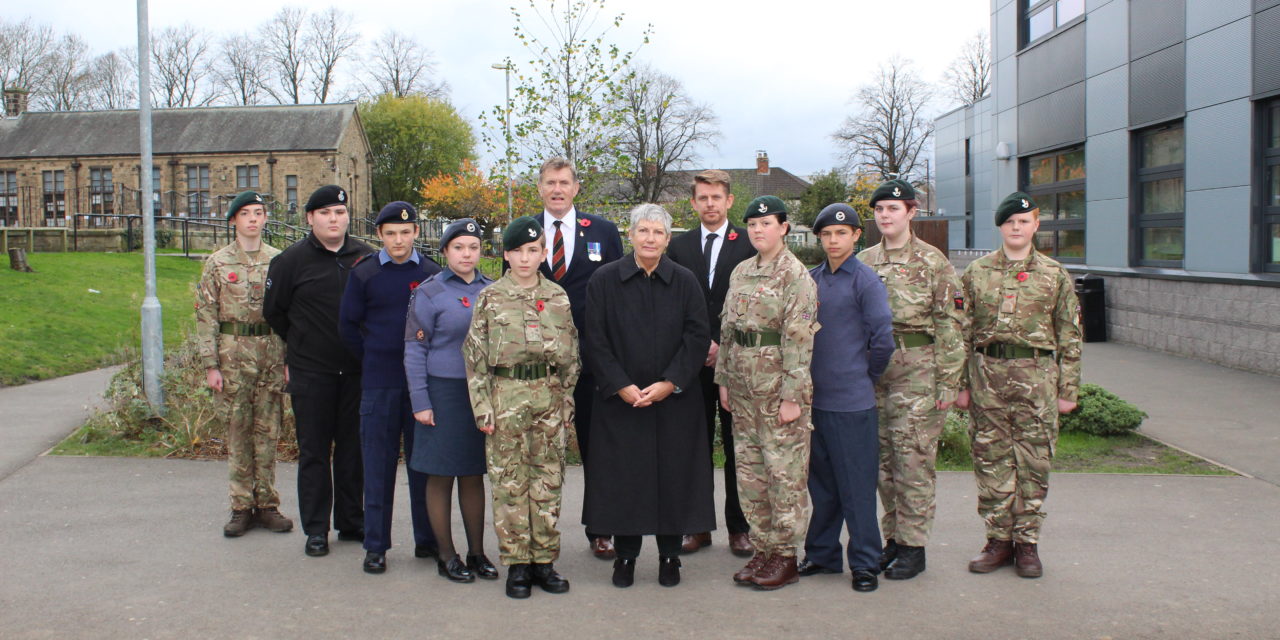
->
xmin=426 ymin=474 xmax=486 ymax=559
xmin=613 ymin=534 xmax=682 ymax=560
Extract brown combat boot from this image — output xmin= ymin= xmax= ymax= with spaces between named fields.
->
xmin=1014 ymin=542 xmax=1043 ymax=578
xmin=223 ymin=509 xmax=254 ymax=537
xmin=752 ymin=554 xmax=799 ymax=590
xmin=255 ymin=506 xmax=294 ymax=533
xmin=968 ymin=538 xmax=1014 ymax=573
xmin=733 ymin=553 xmax=768 ymax=585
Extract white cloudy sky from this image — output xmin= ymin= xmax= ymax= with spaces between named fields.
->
xmin=20 ymin=0 xmax=990 ymax=177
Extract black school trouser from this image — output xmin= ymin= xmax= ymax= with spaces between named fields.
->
xmin=574 ymin=369 xmax=607 ymax=541
xmin=699 ymin=365 xmax=749 ymax=535
xmin=614 ymin=534 xmax=682 ymax=559
xmin=289 ymin=367 xmax=364 ymax=536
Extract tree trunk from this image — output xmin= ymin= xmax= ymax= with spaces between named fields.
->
xmin=8 ymin=248 xmax=34 ymax=272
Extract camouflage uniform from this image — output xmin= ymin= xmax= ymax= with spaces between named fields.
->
xmin=715 ymin=248 xmax=819 ymax=557
xmin=462 ymin=272 xmax=580 ymax=566
xmin=961 ymin=249 xmax=1081 ymax=544
xmin=858 ymin=235 xmax=967 ymax=547
xmin=194 ymin=241 xmax=286 ymax=511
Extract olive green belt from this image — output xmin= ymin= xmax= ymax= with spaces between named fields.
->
xmin=980 ymin=343 xmax=1054 ymax=359
xmin=218 ymin=321 xmax=274 ymax=336
xmin=732 ymin=329 xmax=782 ymax=348
xmin=893 ymin=332 xmax=935 ymax=349
xmin=492 ymin=364 xmax=557 ymax=380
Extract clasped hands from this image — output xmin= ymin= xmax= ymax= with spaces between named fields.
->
xmin=618 ymin=381 xmax=675 ymax=408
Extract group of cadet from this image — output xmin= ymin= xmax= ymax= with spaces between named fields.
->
xmin=194 ymin=156 xmax=1081 ymax=598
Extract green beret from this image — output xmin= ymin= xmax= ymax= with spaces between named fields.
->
xmin=227 ymin=190 xmax=265 ymax=219
xmin=502 ymin=216 xmax=544 ymax=251
xmin=995 ymin=191 xmax=1038 ymax=226
xmin=868 ymin=179 xmax=915 ymax=208
xmin=744 ymin=195 xmax=787 ymax=221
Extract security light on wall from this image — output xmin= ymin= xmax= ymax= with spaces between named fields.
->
xmin=995 ymin=141 xmax=1014 ymax=160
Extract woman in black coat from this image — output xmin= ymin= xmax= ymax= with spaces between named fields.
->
xmin=583 ymin=203 xmax=714 ymax=589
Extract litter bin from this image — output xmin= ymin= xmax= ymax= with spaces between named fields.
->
xmin=1075 ymin=274 xmax=1107 ymax=343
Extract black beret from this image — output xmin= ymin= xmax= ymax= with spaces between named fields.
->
xmin=502 ymin=216 xmax=544 ymax=251
xmin=868 ymin=179 xmax=915 ymax=208
xmin=813 ymin=203 xmax=862 ymax=233
xmin=305 ymin=184 xmax=348 ymax=212
xmin=374 ymin=201 xmax=417 ymax=226
xmin=744 ymin=195 xmax=788 ymax=221
xmin=226 ymin=190 xmax=265 ymax=220
xmin=995 ymin=191 xmax=1038 ymax=226
xmin=441 ymin=218 xmax=483 ymax=248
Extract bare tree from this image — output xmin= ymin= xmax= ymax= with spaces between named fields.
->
xmin=615 ymin=64 xmax=719 ymax=203
xmin=360 ymin=30 xmax=447 ymax=99
xmin=86 ymin=49 xmax=137 ymax=110
xmin=0 ymin=18 xmax=55 ymax=96
xmin=217 ymin=35 xmax=268 ymax=105
xmin=151 ymin=24 xmax=217 ymax=107
xmin=260 ymin=7 xmax=308 ymax=104
xmin=943 ymin=31 xmax=991 ymax=107
xmin=833 ymin=57 xmax=934 ymax=181
xmin=304 ymin=7 xmax=358 ymax=104
xmin=36 ymin=34 xmax=92 ymax=111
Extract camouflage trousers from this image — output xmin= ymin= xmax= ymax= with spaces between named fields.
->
xmin=730 ymin=395 xmax=812 ymax=557
xmin=485 ymin=377 xmax=567 ymax=566
xmin=216 ymin=334 xmax=285 ymax=511
xmin=967 ymin=353 xmax=1058 ymax=544
xmin=875 ymin=344 xmax=947 ymax=547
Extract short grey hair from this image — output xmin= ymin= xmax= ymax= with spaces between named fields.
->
xmin=628 ymin=203 xmax=672 ymax=235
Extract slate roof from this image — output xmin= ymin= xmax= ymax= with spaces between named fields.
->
xmin=0 ymin=103 xmax=357 ymax=159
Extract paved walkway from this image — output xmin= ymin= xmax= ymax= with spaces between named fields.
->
xmin=1 ymin=344 xmax=1277 ymax=639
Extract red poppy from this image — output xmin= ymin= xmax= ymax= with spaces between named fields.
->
xmin=227 ymin=272 xmax=238 ymax=283
xmin=536 ymin=300 xmax=545 ymax=312
xmin=409 ymin=281 xmax=420 ymax=290
xmin=461 ymin=296 xmax=471 ymax=308
xmin=578 ymin=218 xmax=591 ymax=227
xmin=727 ymin=231 xmax=738 ymax=241
xmin=1016 ymin=272 xmax=1029 ymax=282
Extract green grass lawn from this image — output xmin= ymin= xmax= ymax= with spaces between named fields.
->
xmin=0 ymin=253 xmax=203 ymax=385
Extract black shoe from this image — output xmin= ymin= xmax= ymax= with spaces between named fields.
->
xmin=363 ymin=551 xmax=386 ymax=574
xmin=466 ymin=554 xmax=499 ymax=580
xmin=304 ymin=534 xmax=329 ymax=557
xmin=530 ymin=562 xmax=570 ymax=594
xmin=437 ymin=555 xmax=475 ymax=583
xmin=797 ymin=558 xmax=841 ymax=576
xmin=878 ymin=539 xmax=898 ymax=571
xmin=851 ymin=569 xmax=879 ymax=592
xmin=336 ymin=528 xmax=364 ymax=542
xmin=506 ymin=564 xmax=532 ymax=599
xmin=612 ymin=558 xmax=636 ymax=588
xmin=415 ymin=542 xmax=439 ymax=559
xmin=658 ymin=556 xmax=681 ymax=587
xmin=884 ymin=545 xmax=925 ymax=580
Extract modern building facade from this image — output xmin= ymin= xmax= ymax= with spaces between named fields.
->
xmin=935 ymin=0 xmax=1280 ymax=376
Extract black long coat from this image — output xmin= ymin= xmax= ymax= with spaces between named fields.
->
xmin=582 ymin=255 xmax=715 ymax=535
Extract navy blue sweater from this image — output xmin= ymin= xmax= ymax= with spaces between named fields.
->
xmin=338 ymin=250 xmax=441 ymax=390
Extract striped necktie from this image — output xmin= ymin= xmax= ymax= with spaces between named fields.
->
xmin=552 ymin=220 xmax=566 ymax=280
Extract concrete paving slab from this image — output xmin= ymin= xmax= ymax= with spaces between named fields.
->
xmin=2 ymin=458 xmax=1277 ymax=639
xmin=0 ymin=367 xmax=118 ymax=482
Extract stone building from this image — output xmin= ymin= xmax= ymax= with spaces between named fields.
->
xmin=0 ymin=97 xmax=371 ymax=229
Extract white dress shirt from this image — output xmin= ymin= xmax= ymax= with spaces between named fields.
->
xmin=700 ymin=220 xmax=728 ymax=288
xmin=543 ymin=208 xmax=578 ymax=271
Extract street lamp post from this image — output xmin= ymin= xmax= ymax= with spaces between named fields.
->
xmin=491 ymin=61 xmax=513 ymax=223
xmin=137 ymin=0 xmax=164 ymax=412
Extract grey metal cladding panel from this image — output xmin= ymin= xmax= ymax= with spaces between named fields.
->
xmin=1186 ymin=0 xmax=1250 ymax=37
xmin=1086 ymin=130 xmax=1129 ymax=200
xmin=1083 ymin=198 xmax=1130 ymax=268
xmin=1257 ymin=0 xmax=1280 ymax=12
xmin=1256 ymin=6 xmax=1280 ymax=96
xmin=1017 ymin=82 xmax=1087 ymax=154
xmin=1130 ymin=0 xmax=1186 ymax=59
xmin=1186 ymin=18 xmax=1252 ymax=110
xmin=1185 ymin=98 xmax=1251 ymax=191
xmin=1018 ymin=25 xmax=1086 ymax=103
xmin=1086 ymin=0 xmax=1129 ymax=76
xmin=1130 ymin=44 xmax=1186 ymax=126
xmin=1087 ymin=67 xmax=1129 ymax=136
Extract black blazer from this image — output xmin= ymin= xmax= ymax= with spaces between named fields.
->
xmin=537 ymin=211 xmax=624 ymax=332
xmin=666 ymin=222 xmax=756 ymax=342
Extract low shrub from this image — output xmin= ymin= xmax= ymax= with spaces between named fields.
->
xmin=1059 ymin=383 xmax=1147 ymax=436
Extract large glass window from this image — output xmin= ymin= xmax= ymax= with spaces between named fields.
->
xmin=89 ymin=168 xmax=114 ymax=216
xmin=1023 ymin=147 xmax=1085 ymax=260
xmin=186 ymin=165 xmax=210 ymax=216
xmin=1263 ymin=101 xmax=1280 ymax=271
xmin=1025 ymin=0 xmax=1084 ymax=45
xmin=286 ymin=175 xmax=299 ymax=214
xmin=236 ymin=165 xmax=259 ymax=189
xmin=42 ymin=170 xmax=66 ymax=226
xmin=1135 ymin=123 xmax=1185 ymax=266
xmin=0 ymin=170 xmax=16 ymax=227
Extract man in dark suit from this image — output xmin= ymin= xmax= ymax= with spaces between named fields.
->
xmin=534 ymin=157 xmax=625 ymax=560
xmin=665 ymin=169 xmax=756 ymax=557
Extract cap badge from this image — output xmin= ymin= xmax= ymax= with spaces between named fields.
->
xmin=835 ymin=211 xmax=846 ymax=222
xmin=528 ymin=227 xmax=537 ymax=238
xmin=400 ymin=209 xmax=409 ymax=220
xmin=892 ymin=187 xmax=902 ymax=197
xmin=1021 ymin=199 xmax=1030 ymax=209
xmin=337 ymin=190 xmax=345 ymax=202
xmin=757 ymin=202 xmax=768 ymax=213
xmin=253 ymin=195 xmax=262 ymax=202
xmin=466 ymin=222 xmax=476 ymax=232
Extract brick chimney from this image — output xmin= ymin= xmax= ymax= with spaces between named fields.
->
xmin=3 ymin=88 xmax=29 ymax=117
xmin=756 ymin=150 xmax=770 ymax=175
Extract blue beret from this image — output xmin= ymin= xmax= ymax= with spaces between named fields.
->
xmin=374 ymin=201 xmax=417 ymax=226
xmin=813 ymin=203 xmax=862 ymax=233
xmin=441 ymin=218 xmax=483 ymax=248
